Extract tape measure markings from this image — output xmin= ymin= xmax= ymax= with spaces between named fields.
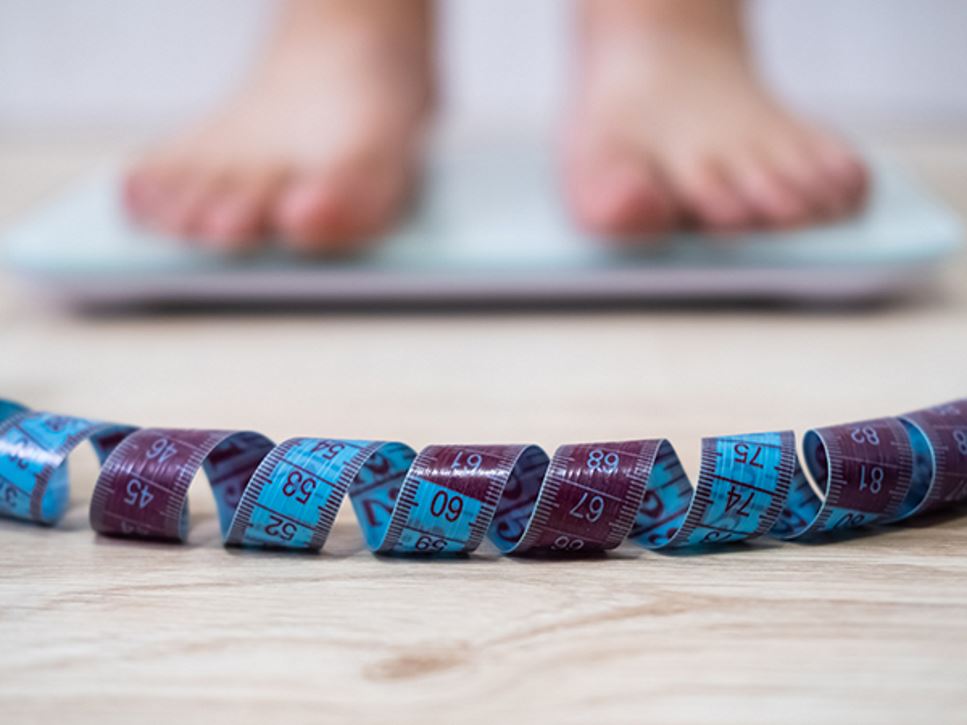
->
xmin=1 ymin=398 xmax=965 ymax=556
xmin=780 ymin=417 xmax=915 ymax=537
xmin=0 ymin=409 xmax=134 ymax=525
xmin=897 ymin=403 xmax=967 ymax=517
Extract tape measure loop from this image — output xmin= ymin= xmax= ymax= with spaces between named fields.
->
xmin=2 ymin=397 xmax=965 ymax=556
xmin=893 ymin=400 xmax=967 ymax=517
xmin=0 ymin=402 xmax=135 ymax=526
xmin=775 ymin=417 xmax=915 ymax=538
xmin=89 ymin=428 xmax=274 ymax=543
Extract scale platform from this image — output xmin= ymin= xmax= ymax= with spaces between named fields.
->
xmin=3 ymin=142 xmax=962 ymax=307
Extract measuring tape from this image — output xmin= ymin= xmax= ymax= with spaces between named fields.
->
xmin=1 ymin=398 xmax=965 ymax=554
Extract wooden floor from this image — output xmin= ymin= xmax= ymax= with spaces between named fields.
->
xmin=1 ymin=137 xmax=966 ymax=725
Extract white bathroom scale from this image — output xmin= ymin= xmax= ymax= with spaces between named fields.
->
xmin=2 ymin=144 xmax=962 ymax=307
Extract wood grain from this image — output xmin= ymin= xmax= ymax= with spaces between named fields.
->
xmin=1 ymin=137 xmax=965 ymax=725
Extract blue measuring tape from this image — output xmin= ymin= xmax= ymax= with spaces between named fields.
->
xmin=1 ymin=398 xmax=964 ymax=554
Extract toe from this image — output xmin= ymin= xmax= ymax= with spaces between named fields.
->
xmin=272 ymin=165 xmax=408 ymax=254
xmin=123 ymin=160 xmax=181 ymax=223
xmin=668 ymin=155 xmax=758 ymax=232
xmin=568 ymin=158 xmax=678 ymax=239
xmin=813 ymin=136 xmax=870 ymax=213
xmin=155 ymin=172 xmax=226 ymax=240
xmin=563 ymin=128 xmax=678 ymax=239
xmin=727 ymin=151 xmax=814 ymax=229
xmin=198 ymin=176 xmax=279 ymax=251
xmin=122 ymin=168 xmax=152 ymax=219
xmin=124 ymin=161 xmax=202 ymax=238
xmin=768 ymin=135 xmax=853 ymax=221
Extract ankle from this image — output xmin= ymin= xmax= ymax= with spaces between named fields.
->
xmin=582 ymin=0 xmax=747 ymax=54
xmin=242 ymin=0 xmax=435 ymax=112
xmin=273 ymin=0 xmax=433 ymax=45
xmin=257 ymin=0 xmax=434 ymax=80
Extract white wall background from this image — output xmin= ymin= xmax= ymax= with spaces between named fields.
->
xmin=1 ymin=0 xmax=966 ymax=133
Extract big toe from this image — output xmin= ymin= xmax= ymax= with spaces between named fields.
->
xmin=814 ymin=137 xmax=870 ymax=212
xmin=565 ymin=144 xmax=678 ymax=239
xmin=123 ymin=161 xmax=184 ymax=225
xmin=272 ymin=166 xmax=409 ymax=254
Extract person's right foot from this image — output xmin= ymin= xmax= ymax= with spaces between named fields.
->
xmin=124 ymin=0 xmax=433 ymax=253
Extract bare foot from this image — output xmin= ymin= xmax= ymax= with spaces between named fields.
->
xmin=564 ymin=0 xmax=869 ymax=238
xmin=124 ymin=0 xmax=433 ymax=253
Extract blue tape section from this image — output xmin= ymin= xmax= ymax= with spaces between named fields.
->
xmin=769 ymin=464 xmax=822 ymax=539
xmin=242 ymin=504 xmax=317 ymax=549
xmin=488 ymin=446 xmax=550 ymax=554
xmin=628 ymin=441 xmax=691 ymax=549
xmin=392 ymin=478 xmax=485 ymax=554
xmin=684 ymin=432 xmax=789 ymax=546
xmin=0 ymin=399 xmax=27 ymax=426
xmin=349 ymin=442 xmax=416 ymax=551
xmin=767 ymin=429 xmax=838 ymax=539
xmin=818 ymin=505 xmax=875 ymax=532
xmin=0 ymin=416 xmax=50 ymax=520
xmin=203 ymin=432 xmax=276 ymax=538
xmin=42 ymin=464 xmax=70 ymax=524
xmin=0 ymin=470 xmax=35 ymax=521
xmin=0 ymin=408 xmax=132 ymax=524
xmin=0 ymin=409 xmax=133 ymax=525
xmin=231 ymin=438 xmax=369 ymax=549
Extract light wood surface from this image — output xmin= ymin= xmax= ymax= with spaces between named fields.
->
xmin=1 ymin=137 xmax=966 ymax=725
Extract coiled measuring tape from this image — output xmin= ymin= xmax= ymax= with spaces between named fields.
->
xmin=1 ymin=398 xmax=965 ymax=554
